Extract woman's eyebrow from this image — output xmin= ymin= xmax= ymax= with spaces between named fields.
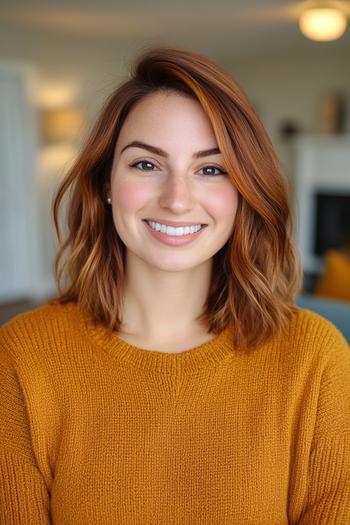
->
xmin=120 ymin=140 xmax=221 ymax=159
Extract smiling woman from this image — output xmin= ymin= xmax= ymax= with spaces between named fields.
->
xmin=51 ymin=47 xmax=304 ymax=349
xmin=1 ymin=46 xmax=350 ymax=525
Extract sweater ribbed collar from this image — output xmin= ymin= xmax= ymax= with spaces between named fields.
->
xmin=73 ymin=302 xmax=235 ymax=374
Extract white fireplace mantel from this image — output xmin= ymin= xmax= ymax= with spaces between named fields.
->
xmin=292 ymin=134 xmax=350 ymax=274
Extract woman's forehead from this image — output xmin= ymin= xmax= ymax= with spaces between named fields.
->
xmin=116 ymin=91 xmax=219 ymax=157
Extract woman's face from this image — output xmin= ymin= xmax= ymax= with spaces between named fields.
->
xmin=109 ymin=90 xmax=239 ymax=272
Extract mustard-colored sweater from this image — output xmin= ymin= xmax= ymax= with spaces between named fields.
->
xmin=1 ymin=302 xmax=350 ymax=524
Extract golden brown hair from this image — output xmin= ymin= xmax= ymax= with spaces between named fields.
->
xmin=52 ymin=45 xmax=303 ymax=350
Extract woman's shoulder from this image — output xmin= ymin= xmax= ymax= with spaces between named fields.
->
xmin=1 ymin=301 xmax=78 ymax=332
xmin=255 ymin=307 xmax=350 ymax=388
xmin=0 ymin=301 xmax=82 ymax=358
xmin=282 ymin=305 xmax=349 ymax=363
xmin=290 ymin=305 xmax=347 ymax=340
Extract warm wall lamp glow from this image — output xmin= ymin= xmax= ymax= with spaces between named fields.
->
xmin=299 ymin=6 xmax=347 ymax=41
xmin=41 ymin=108 xmax=84 ymax=144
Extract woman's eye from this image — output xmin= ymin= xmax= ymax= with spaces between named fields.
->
xmin=129 ymin=161 xmax=226 ymax=176
xmin=199 ymin=165 xmax=227 ymax=177
xmin=130 ymin=160 xmax=157 ymax=171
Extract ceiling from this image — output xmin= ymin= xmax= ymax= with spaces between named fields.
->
xmin=0 ymin=0 xmax=349 ymax=58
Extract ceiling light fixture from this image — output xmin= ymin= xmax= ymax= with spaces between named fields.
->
xmin=299 ymin=2 xmax=348 ymax=41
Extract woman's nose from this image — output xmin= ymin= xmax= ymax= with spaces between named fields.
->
xmin=158 ymin=174 xmax=196 ymax=213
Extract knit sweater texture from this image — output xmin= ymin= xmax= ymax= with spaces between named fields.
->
xmin=0 ymin=301 xmax=349 ymax=524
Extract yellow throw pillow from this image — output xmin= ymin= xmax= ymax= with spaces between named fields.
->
xmin=314 ymin=249 xmax=350 ymax=302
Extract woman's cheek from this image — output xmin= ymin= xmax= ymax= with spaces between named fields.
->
xmin=203 ymin=185 xmax=239 ymax=222
xmin=113 ymin=179 xmax=154 ymax=212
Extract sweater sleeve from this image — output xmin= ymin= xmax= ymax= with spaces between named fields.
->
xmin=298 ymin=326 xmax=350 ymax=525
xmin=0 ymin=323 xmax=51 ymax=524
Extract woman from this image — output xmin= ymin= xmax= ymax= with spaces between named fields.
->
xmin=1 ymin=46 xmax=349 ymax=524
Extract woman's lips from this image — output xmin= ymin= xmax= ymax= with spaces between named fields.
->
xmin=143 ymin=220 xmax=207 ymax=247
xmin=143 ymin=218 xmax=207 ymax=227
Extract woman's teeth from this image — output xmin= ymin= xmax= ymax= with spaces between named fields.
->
xmin=146 ymin=220 xmax=202 ymax=236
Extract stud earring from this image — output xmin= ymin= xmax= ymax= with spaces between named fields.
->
xmin=107 ymin=197 xmax=112 ymax=204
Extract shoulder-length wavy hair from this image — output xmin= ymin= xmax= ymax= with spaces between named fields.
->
xmin=52 ymin=45 xmax=303 ymax=350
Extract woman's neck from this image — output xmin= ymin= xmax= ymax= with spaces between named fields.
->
xmin=120 ymin=253 xmax=212 ymax=342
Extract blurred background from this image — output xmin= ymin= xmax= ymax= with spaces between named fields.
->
xmin=1 ymin=0 xmax=349 ymax=340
